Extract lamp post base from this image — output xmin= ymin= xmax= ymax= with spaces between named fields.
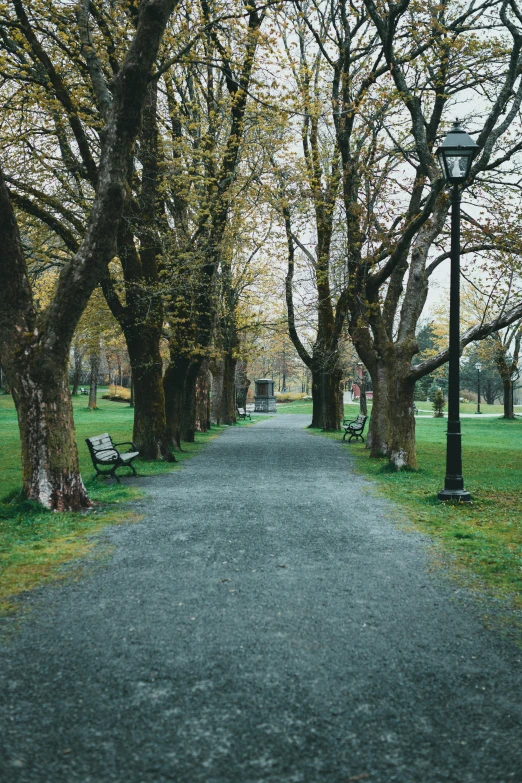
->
xmin=438 ymin=488 xmax=471 ymax=503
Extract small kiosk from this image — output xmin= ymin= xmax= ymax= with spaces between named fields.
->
xmin=254 ymin=378 xmax=277 ymax=413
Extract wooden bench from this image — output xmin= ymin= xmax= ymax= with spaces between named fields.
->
xmin=236 ymin=406 xmax=251 ymax=420
xmin=79 ymin=387 xmax=89 ymax=395
xmin=342 ymin=414 xmax=368 ymax=442
xmin=85 ymin=433 xmax=139 ymax=481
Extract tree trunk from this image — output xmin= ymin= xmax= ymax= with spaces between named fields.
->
xmin=71 ymin=345 xmax=83 ymax=396
xmin=483 ymin=381 xmax=495 ymax=405
xmin=310 ymin=361 xmax=342 ymax=430
xmin=364 ymin=353 xmax=417 ymax=469
xmin=163 ymin=355 xmax=190 ymax=449
xmin=503 ymin=378 xmax=515 ymax=419
xmin=209 ymin=359 xmax=224 ymax=425
xmin=195 ymin=359 xmax=210 ymax=433
xmin=220 ymin=352 xmax=237 ymax=425
xmin=180 ymin=360 xmax=201 ymax=442
xmin=386 ymin=375 xmax=417 ymax=469
xmin=127 ymin=330 xmax=173 ymax=460
xmin=359 ymin=386 xmax=368 ymax=416
xmin=10 ymin=353 xmax=90 ymax=510
xmin=366 ymin=362 xmax=389 ymax=457
xmin=88 ymin=353 xmax=99 ymax=410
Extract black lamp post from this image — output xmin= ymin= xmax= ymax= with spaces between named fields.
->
xmin=475 ymin=362 xmax=482 ymax=414
xmin=436 ymin=121 xmax=479 ymax=503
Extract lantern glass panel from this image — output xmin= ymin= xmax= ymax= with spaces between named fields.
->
xmin=446 ymin=153 xmax=471 ymax=181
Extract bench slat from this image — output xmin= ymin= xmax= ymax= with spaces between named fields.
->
xmin=87 ymin=434 xmax=112 ymax=449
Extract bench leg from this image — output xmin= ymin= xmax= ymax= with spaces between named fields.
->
xmin=114 ymin=463 xmax=137 ymax=479
xmin=94 ymin=468 xmax=120 ymax=482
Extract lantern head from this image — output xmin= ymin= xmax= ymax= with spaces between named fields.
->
xmin=436 ymin=121 xmax=479 ymax=184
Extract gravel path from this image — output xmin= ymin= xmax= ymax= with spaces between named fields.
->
xmin=1 ymin=414 xmax=521 ymax=783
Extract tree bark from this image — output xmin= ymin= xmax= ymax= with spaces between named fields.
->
xmin=127 ymin=328 xmax=174 ymax=460
xmin=386 ymin=376 xmax=417 ymax=470
xmin=180 ymin=360 xmax=202 ymax=442
xmin=209 ymin=359 xmax=224 ymax=425
xmin=502 ymin=378 xmax=515 ymax=419
xmin=195 ymin=358 xmax=210 ymax=433
xmin=11 ymin=360 xmax=89 ymax=510
xmin=71 ymin=345 xmax=83 ymax=395
xmin=220 ymin=352 xmax=237 ymax=425
xmin=88 ymin=352 xmax=99 ymax=410
xmin=163 ymin=354 xmax=190 ymax=449
xmin=366 ymin=362 xmax=389 ymax=457
xmin=310 ymin=356 xmax=342 ymax=430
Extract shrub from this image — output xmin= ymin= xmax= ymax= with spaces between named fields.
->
xmin=102 ymin=384 xmax=131 ymax=402
xmin=274 ymin=392 xmax=307 ymax=403
xmin=432 ymin=388 xmax=445 ymax=417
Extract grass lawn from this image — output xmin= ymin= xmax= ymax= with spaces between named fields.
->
xmin=0 ymin=391 xmax=249 ymax=614
xmin=276 ymin=397 xmax=520 ymax=417
xmin=276 ymin=399 xmax=365 ymax=416
xmin=318 ymin=413 xmax=522 ymax=622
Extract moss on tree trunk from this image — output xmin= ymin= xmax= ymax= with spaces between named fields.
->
xmin=11 ymin=349 xmax=90 ymax=510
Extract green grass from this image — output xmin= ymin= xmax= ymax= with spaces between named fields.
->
xmin=0 ymin=391 xmax=244 ymax=613
xmin=276 ymin=399 xmax=366 ymax=416
xmin=416 ymin=400 xmax=518 ymax=415
xmin=276 ymin=397 xmax=520 ymax=417
xmin=317 ymin=414 xmax=522 ymax=618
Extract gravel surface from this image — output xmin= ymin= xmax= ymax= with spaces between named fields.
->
xmin=1 ymin=414 xmax=521 ymax=783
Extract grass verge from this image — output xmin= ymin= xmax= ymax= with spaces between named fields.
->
xmin=0 ymin=393 xmax=253 ymax=615
xmin=315 ymin=415 xmax=522 ymax=626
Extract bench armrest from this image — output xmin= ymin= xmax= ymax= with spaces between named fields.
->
xmin=114 ymin=441 xmax=137 ymax=450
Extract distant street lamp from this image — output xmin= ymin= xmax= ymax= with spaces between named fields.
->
xmin=475 ymin=362 xmax=482 ymax=415
xmin=436 ymin=121 xmax=479 ymax=503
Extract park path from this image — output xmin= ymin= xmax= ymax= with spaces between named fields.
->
xmin=0 ymin=415 xmax=521 ymax=783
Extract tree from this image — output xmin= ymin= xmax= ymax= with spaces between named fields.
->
xmin=292 ymin=0 xmax=522 ymax=468
xmin=161 ymin=0 xmax=266 ymax=445
xmin=100 ymin=77 xmax=174 ymax=460
xmin=1 ymin=2 xmax=184 ymax=461
xmin=269 ymin=4 xmax=349 ymax=430
xmin=0 ymin=0 xmax=179 ymax=510
xmin=460 ymin=344 xmax=503 ymax=406
xmin=493 ymin=326 xmax=522 ymax=419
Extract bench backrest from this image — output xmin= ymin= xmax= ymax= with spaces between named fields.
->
xmin=86 ymin=433 xmax=119 ymax=462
